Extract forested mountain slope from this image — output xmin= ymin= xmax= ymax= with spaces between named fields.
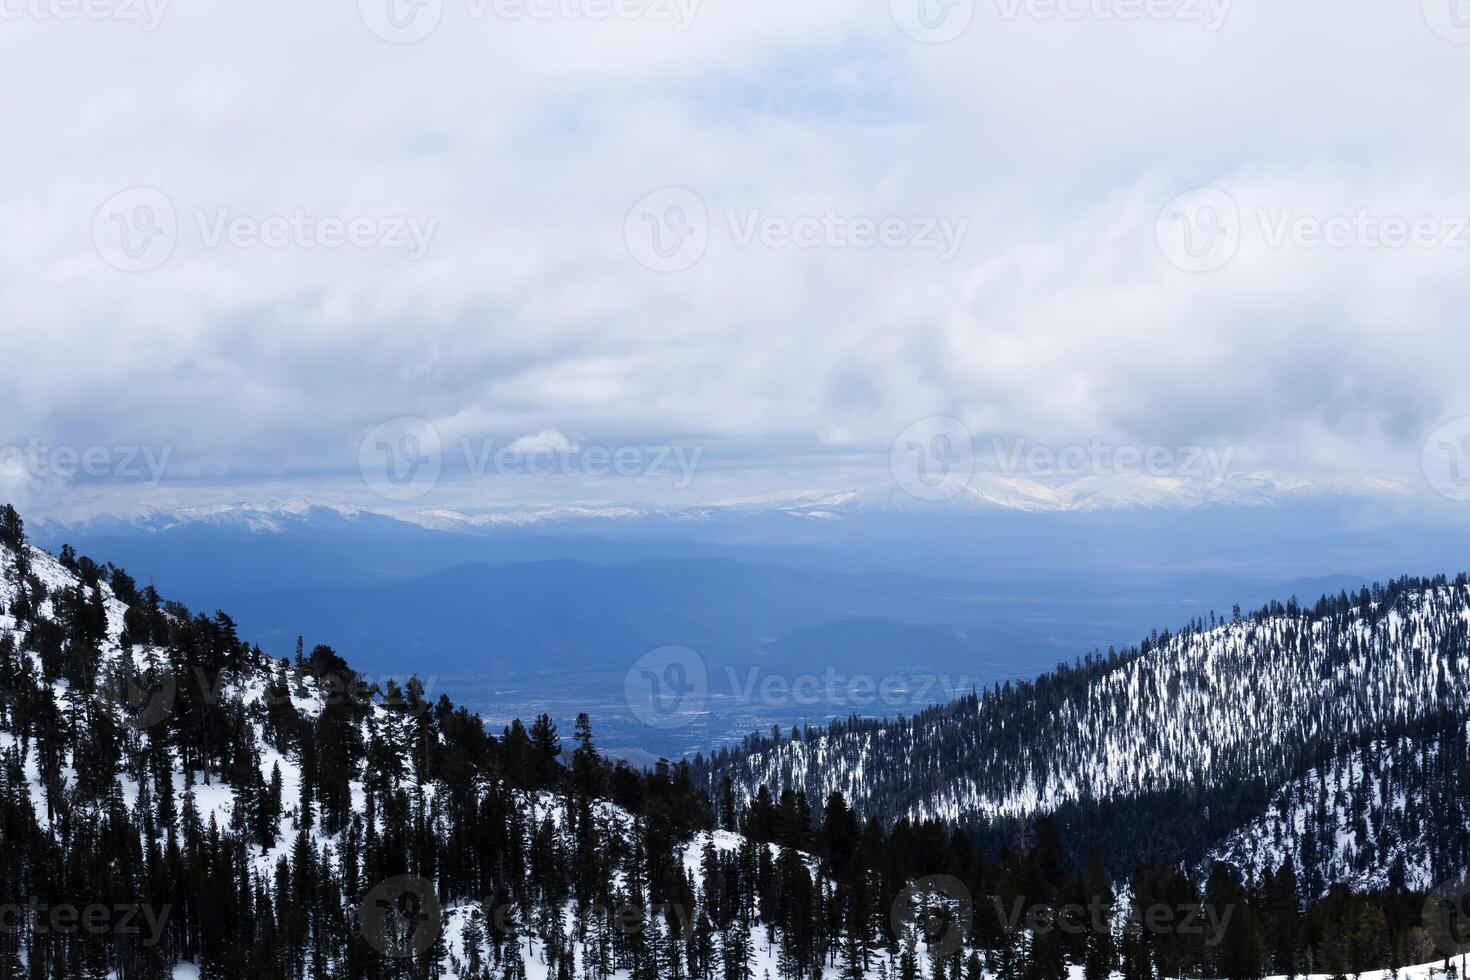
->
xmin=1208 ymin=712 xmax=1470 ymax=897
xmin=0 ymin=501 xmax=1458 ymax=979
xmin=693 ymin=578 xmax=1470 ymax=883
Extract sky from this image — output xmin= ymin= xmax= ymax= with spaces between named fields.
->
xmin=4 ymin=0 xmax=1470 ymax=520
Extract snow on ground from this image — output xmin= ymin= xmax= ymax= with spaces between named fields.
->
xmin=148 ymin=948 xmax=1470 ymax=980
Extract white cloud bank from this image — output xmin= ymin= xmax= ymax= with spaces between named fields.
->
xmin=2 ymin=0 xmax=1470 ymax=518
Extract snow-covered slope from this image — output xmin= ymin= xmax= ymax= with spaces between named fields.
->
xmin=4 ymin=512 xmax=1466 ymax=979
xmin=697 ymin=577 xmax=1470 ymax=888
xmin=0 ymin=531 xmax=959 ymax=980
xmin=1209 ymin=718 xmax=1470 ymax=896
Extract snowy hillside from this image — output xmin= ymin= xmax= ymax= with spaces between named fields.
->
xmin=1209 ymin=715 xmax=1470 ymax=897
xmin=0 ymin=509 xmax=1017 ymax=980
xmin=1 ymin=501 xmax=1465 ymax=980
xmin=696 ymin=577 xmax=1470 ymax=883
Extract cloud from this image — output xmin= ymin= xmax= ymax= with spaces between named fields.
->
xmin=506 ymin=429 xmax=580 ymax=455
xmin=1 ymin=0 xmax=1468 ymax=517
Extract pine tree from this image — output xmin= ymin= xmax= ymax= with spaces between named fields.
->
xmin=0 ymin=505 xmax=23 ymax=551
xmin=722 ymin=920 xmax=753 ymax=980
xmin=1082 ymin=851 xmax=1116 ymax=980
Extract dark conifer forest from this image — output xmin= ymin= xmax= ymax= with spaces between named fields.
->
xmin=0 ymin=502 xmax=1462 ymax=980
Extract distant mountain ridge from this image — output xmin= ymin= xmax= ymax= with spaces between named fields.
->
xmin=35 ymin=490 xmax=1470 ymax=761
xmin=35 ymin=469 xmax=1408 ymax=538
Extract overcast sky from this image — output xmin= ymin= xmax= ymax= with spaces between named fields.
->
xmin=4 ymin=0 xmax=1470 ymax=519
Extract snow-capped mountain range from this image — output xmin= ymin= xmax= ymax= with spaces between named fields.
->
xmin=34 ymin=471 xmax=1409 ymax=539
